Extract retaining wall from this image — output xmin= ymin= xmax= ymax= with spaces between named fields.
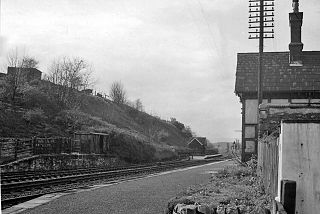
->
xmin=1 ymin=154 xmax=124 ymax=172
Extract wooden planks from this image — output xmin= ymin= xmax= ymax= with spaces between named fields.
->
xmin=1 ymin=138 xmax=74 ymax=163
xmin=278 ymin=122 xmax=320 ymax=214
xmin=258 ymin=132 xmax=279 ymax=197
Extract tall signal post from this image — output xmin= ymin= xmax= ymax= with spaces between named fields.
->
xmin=248 ymin=0 xmax=274 ymax=156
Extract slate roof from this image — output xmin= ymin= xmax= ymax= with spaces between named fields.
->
xmin=235 ymin=51 xmax=320 ymax=95
xmin=188 ymin=137 xmax=207 ymax=146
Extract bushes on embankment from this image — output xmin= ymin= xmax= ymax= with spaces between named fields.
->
xmin=0 ymin=80 xmax=188 ymax=164
xmin=109 ymin=132 xmax=177 ymax=163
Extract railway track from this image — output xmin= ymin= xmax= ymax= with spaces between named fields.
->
xmin=1 ymin=156 xmax=223 ymax=209
xmin=1 ymin=162 xmax=159 ymax=184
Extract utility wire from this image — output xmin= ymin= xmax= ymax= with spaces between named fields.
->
xmin=183 ymin=0 xmax=218 ymax=61
xmin=194 ymin=0 xmax=219 ymax=52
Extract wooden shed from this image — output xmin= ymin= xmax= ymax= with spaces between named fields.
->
xmin=74 ymin=132 xmax=110 ymax=154
xmin=188 ymin=137 xmax=207 ymax=154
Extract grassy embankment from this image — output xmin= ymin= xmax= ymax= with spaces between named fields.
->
xmin=0 ymin=79 xmax=190 ymax=163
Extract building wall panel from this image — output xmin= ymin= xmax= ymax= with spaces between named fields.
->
xmin=245 ymin=99 xmax=258 ymax=124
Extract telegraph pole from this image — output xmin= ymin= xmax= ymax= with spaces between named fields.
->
xmin=248 ymin=0 xmax=274 ymax=154
xmin=249 ymin=0 xmax=274 ymax=104
xmin=0 ymin=0 xmax=2 ymax=34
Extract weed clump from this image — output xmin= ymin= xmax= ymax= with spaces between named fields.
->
xmin=176 ymin=158 xmax=272 ymax=214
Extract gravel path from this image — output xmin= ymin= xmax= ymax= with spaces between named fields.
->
xmin=21 ymin=160 xmax=233 ymax=214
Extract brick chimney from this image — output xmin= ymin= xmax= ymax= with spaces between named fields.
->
xmin=289 ymin=0 xmax=304 ymax=65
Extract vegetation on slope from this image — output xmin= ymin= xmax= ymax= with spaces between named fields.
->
xmin=0 ymin=79 xmax=192 ymax=162
xmin=0 ymin=52 xmax=194 ymax=162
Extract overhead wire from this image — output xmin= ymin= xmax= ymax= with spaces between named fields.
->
xmin=194 ymin=0 xmax=219 ymax=53
xmin=183 ymin=0 xmax=219 ymax=59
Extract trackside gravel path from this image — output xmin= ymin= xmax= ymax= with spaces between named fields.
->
xmin=19 ymin=160 xmax=233 ymax=214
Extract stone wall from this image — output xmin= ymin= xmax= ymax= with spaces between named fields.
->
xmin=1 ymin=154 xmax=125 ymax=172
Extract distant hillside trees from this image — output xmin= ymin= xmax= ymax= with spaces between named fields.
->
xmin=134 ymin=99 xmax=144 ymax=111
xmin=109 ymin=81 xmax=127 ymax=104
xmin=6 ymin=49 xmax=39 ymax=69
xmin=182 ymin=126 xmax=193 ymax=139
xmin=170 ymin=118 xmax=193 ymax=139
xmin=46 ymin=57 xmax=92 ymax=106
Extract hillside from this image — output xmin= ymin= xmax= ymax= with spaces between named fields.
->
xmin=79 ymin=95 xmax=188 ymax=147
xmin=0 ymin=79 xmax=190 ymax=153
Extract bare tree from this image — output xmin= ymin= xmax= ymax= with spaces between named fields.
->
xmin=2 ymin=49 xmax=39 ymax=101
xmin=125 ymin=100 xmax=135 ymax=108
xmin=6 ymin=48 xmax=38 ymax=68
xmin=7 ymin=49 xmax=20 ymax=68
xmin=47 ymin=57 xmax=91 ymax=89
xmin=46 ymin=56 xmax=93 ymax=106
xmin=109 ymin=81 xmax=127 ymax=104
xmin=135 ymin=99 xmax=144 ymax=111
xmin=22 ymin=56 xmax=39 ymax=69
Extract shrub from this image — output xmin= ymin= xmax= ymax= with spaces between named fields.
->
xmin=21 ymin=86 xmax=60 ymax=114
xmin=109 ymin=133 xmax=156 ymax=163
xmin=0 ymin=79 xmax=8 ymax=100
xmin=22 ymin=108 xmax=47 ymax=125
xmin=153 ymin=145 xmax=177 ymax=161
xmin=216 ymin=156 xmax=258 ymax=179
xmin=157 ymin=129 xmax=169 ymax=142
xmin=54 ymin=109 xmax=107 ymax=133
xmin=246 ymin=155 xmax=258 ymax=176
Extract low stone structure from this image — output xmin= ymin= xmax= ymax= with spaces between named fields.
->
xmin=173 ymin=203 xmax=213 ymax=214
xmin=7 ymin=66 xmax=42 ymax=82
xmin=0 ymin=154 xmax=122 ymax=172
xmin=166 ymin=196 xmax=244 ymax=214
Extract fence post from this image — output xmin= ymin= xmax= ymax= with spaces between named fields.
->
xmin=280 ymin=180 xmax=296 ymax=214
xmin=58 ymin=138 xmax=62 ymax=154
xmin=14 ymin=139 xmax=18 ymax=160
xmin=70 ymin=138 xmax=73 ymax=153
xmin=32 ymin=137 xmax=36 ymax=155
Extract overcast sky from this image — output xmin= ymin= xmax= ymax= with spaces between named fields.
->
xmin=1 ymin=0 xmax=320 ymax=142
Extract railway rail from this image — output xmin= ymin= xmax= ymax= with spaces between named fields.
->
xmin=1 ymin=162 xmax=161 ymax=184
xmin=1 ymin=155 xmax=223 ymax=209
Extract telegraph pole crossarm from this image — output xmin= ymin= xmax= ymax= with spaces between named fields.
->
xmin=248 ymin=0 xmax=275 ymax=156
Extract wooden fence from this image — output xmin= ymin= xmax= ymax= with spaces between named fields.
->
xmin=0 ymin=138 xmax=33 ymax=164
xmin=0 ymin=137 xmax=79 ymax=164
xmin=257 ymin=130 xmax=279 ymax=197
xmin=34 ymin=138 xmax=80 ymax=154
